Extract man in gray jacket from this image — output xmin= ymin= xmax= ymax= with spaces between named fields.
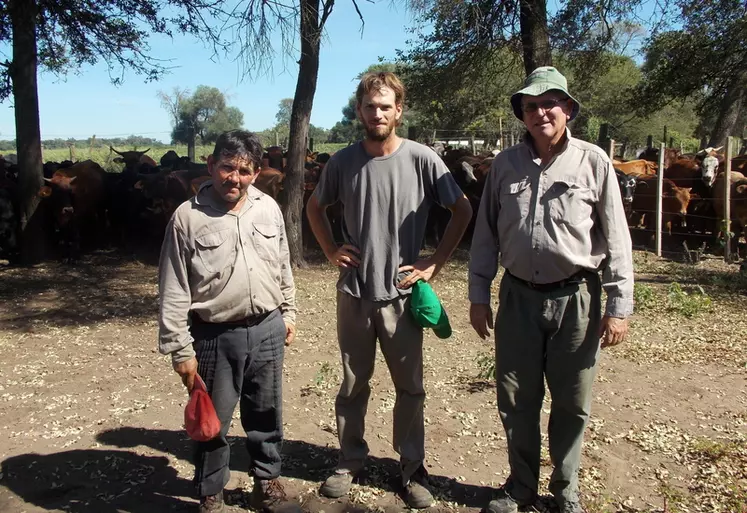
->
xmin=469 ymin=67 xmax=634 ymax=513
xmin=158 ymin=130 xmax=296 ymax=513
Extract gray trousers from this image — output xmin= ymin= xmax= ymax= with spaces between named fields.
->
xmin=495 ymin=272 xmax=601 ymax=506
xmin=191 ymin=309 xmax=286 ymax=497
xmin=334 ymin=291 xmax=425 ymax=485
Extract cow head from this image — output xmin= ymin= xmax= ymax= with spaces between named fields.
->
xmin=111 ymin=146 xmax=152 ymax=169
xmin=701 ymin=155 xmax=719 ymax=187
xmin=39 ymin=177 xmax=77 ymax=226
xmin=615 ymin=170 xmax=637 ymax=205
xmin=672 ymin=185 xmax=692 ymax=227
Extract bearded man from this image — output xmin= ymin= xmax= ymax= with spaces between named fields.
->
xmin=306 ymin=71 xmax=472 ymax=509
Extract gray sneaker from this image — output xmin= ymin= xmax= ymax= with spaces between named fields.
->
xmin=403 ymin=466 xmax=434 ymax=509
xmin=485 ymin=489 xmax=520 ymax=513
xmin=319 ymin=471 xmax=355 ymax=498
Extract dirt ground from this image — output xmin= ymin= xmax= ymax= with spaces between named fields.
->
xmin=0 ymin=249 xmax=744 ymax=513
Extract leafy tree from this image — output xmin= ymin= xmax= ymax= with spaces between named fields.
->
xmin=167 ymin=86 xmax=244 ymax=161
xmin=635 ymin=0 xmax=747 ymax=147
xmin=275 ymin=98 xmax=294 ymax=126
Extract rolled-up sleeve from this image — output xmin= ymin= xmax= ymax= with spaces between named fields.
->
xmin=596 ymin=158 xmax=634 ymax=317
xmin=468 ymin=160 xmax=502 ymax=304
xmin=158 ymin=218 xmax=195 ymax=363
xmin=278 ymin=216 xmax=297 ymax=324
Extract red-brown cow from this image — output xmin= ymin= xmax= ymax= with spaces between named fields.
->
xmin=614 ymin=159 xmax=658 ymax=178
xmin=254 ymin=168 xmax=285 ymax=200
xmin=39 ymin=160 xmax=107 ymax=260
xmin=630 ymin=177 xmax=692 ymax=235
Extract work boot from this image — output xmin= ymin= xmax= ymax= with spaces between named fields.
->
xmin=319 ymin=470 xmax=355 ymax=498
xmin=403 ymin=465 xmax=434 ymax=509
xmin=199 ymin=491 xmax=225 ymax=513
xmin=558 ymin=499 xmax=585 ymax=513
xmin=484 ymin=488 xmax=520 ymax=513
xmin=252 ymin=478 xmax=287 ymax=513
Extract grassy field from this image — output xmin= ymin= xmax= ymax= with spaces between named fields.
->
xmin=42 ymin=143 xmax=349 ymax=172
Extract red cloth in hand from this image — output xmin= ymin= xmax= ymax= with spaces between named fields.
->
xmin=184 ymin=375 xmax=221 ymax=441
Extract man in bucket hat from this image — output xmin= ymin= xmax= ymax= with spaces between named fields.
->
xmin=468 ymin=66 xmax=634 ymax=513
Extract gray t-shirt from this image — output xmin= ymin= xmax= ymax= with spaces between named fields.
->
xmin=313 ymin=139 xmax=464 ymax=301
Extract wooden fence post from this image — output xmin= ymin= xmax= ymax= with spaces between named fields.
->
xmin=663 ymin=126 xmax=668 ymax=147
xmin=309 ymin=137 xmax=314 ymax=152
xmin=470 ymin=134 xmax=476 ymax=154
xmin=646 ymin=135 xmax=653 ymax=149
xmin=608 ymin=139 xmax=615 ymax=160
xmin=656 ymin=142 xmax=665 ymax=257
xmin=724 ymin=137 xmax=733 ymax=262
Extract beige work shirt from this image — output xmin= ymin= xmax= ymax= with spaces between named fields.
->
xmin=468 ymin=131 xmax=634 ymax=318
xmin=158 ymin=182 xmax=296 ymax=363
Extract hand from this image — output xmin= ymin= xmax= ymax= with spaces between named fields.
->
xmin=328 ymin=244 xmax=360 ymax=268
xmin=470 ymin=303 xmax=494 ymax=340
xmin=598 ymin=315 xmax=629 ymax=348
xmin=173 ymin=356 xmax=198 ymax=392
xmin=397 ymin=258 xmax=442 ymax=289
xmin=284 ymin=322 xmax=296 ymax=346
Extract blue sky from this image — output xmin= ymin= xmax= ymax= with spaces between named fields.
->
xmin=0 ymin=2 xmax=418 ymax=143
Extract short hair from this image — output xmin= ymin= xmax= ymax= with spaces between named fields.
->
xmin=212 ymin=130 xmax=263 ymax=170
xmin=355 ymin=72 xmax=406 ymax=107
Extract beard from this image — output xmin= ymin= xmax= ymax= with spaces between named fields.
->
xmin=365 ymin=121 xmax=395 ymax=141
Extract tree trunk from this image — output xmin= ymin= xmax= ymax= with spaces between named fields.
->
xmin=519 ymin=0 xmax=552 ymax=76
xmin=280 ymin=0 xmax=321 ymax=268
xmin=10 ymin=0 xmax=46 ymax=264
xmin=188 ymin=126 xmax=196 ymax=162
xmin=708 ymin=72 xmax=746 ymax=149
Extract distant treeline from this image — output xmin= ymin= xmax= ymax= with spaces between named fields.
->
xmin=0 ymin=136 xmax=169 ymax=153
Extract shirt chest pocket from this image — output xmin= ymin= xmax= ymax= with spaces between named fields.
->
xmin=195 ymin=229 xmax=236 ymax=274
xmin=252 ymin=222 xmax=279 ymax=261
xmin=547 ymin=181 xmax=594 ymax=226
xmin=499 ymin=179 xmax=532 ymax=225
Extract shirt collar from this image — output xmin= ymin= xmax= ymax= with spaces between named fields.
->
xmin=522 ymin=127 xmax=573 ymax=160
xmin=194 ymin=180 xmax=263 ymax=214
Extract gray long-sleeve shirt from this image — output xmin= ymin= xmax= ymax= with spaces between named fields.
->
xmin=468 ymin=131 xmax=634 ymax=318
xmin=158 ymin=182 xmax=296 ymax=363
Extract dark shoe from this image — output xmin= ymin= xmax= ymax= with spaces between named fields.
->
xmin=252 ymin=478 xmax=287 ymax=512
xmin=319 ymin=471 xmax=355 ymax=498
xmin=403 ymin=466 xmax=434 ymax=509
xmin=558 ymin=499 xmax=585 ymax=513
xmin=484 ymin=488 xmax=520 ymax=513
xmin=199 ymin=491 xmax=225 ymax=513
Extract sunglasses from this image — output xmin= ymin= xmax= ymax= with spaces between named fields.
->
xmin=521 ymin=97 xmax=569 ymax=114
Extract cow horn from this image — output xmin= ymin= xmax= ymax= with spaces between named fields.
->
xmin=142 ymin=148 xmax=150 ymax=154
xmin=110 ymin=146 xmax=124 ymax=156
xmin=68 ymin=176 xmax=76 ymax=184
xmin=713 ymin=146 xmax=723 ymax=153
xmin=43 ymin=177 xmax=52 ymax=182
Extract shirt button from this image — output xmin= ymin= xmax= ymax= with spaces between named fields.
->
xmin=249 ymin=268 xmax=253 ymax=271
xmin=535 ymin=221 xmax=541 ymax=226
xmin=534 ymin=246 xmax=539 ymax=251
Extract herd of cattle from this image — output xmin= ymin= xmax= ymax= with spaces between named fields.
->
xmin=0 ymin=141 xmax=746 ymax=264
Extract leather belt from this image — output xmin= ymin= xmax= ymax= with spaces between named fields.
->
xmin=192 ymin=310 xmax=273 ymax=327
xmin=506 ymin=270 xmax=591 ymax=292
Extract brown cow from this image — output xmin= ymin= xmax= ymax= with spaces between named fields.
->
xmin=38 ymin=160 xmax=107 ymax=260
xmin=110 ymin=146 xmax=158 ymax=174
xmin=253 ymin=168 xmax=285 ymax=200
xmin=713 ymin=171 xmax=747 ymax=259
xmin=630 ymin=176 xmax=692 ymax=235
xmin=638 ymin=147 xmax=681 ymax=170
xmin=614 ymin=159 xmax=658 ymax=178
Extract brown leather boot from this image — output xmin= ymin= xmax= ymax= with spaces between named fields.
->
xmin=251 ymin=478 xmax=287 ymax=513
xmin=199 ymin=490 xmax=225 ymax=513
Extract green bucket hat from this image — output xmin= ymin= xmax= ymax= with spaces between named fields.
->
xmin=409 ymin=281 xmax=452 ymax=339
xmin=510 ymin=66 xmax=580 ymax=122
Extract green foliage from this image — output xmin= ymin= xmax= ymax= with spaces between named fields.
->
xmin=40 ymin=145 xmax=213 ymax=172
xmin=476 ymin=352 xmax=496 ymax=381
xmin=170 ymin=86 xmax=244 ymax=146
xmin=633 ymin=283 xmax=657 ymax=311
xmin=666 ymin=282 xmax=712 ymax=318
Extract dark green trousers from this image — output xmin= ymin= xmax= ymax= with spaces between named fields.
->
xmin=495 ymin=271 xmax=601 ymax=506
